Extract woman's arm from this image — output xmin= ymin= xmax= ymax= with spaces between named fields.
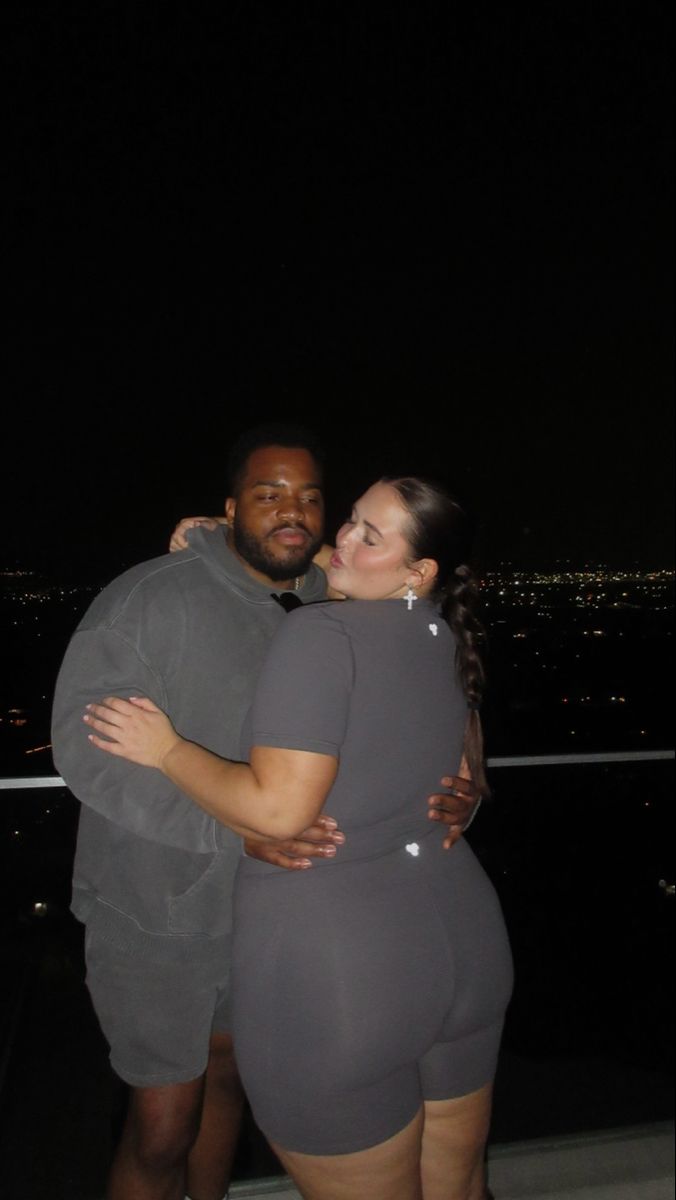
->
xmin=84 ymin=696 xmax=338 ymax=841
xmin=169 ymin=516 xmax=225 ymax=551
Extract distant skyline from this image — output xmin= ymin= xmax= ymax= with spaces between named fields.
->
xmin=5 ymin=5 xmax=673 ymax=576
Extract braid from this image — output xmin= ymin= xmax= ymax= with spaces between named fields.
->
xmin=441 ymin=564 xmax=491 ymax=798
xmin=441 ymin=564 xmax=486 ymax=707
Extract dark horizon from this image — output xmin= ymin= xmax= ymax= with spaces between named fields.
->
xmin=4 ymin=413 xmax=674 ymax=582
xmin=4 ymin=5 xmax=674 ymax=578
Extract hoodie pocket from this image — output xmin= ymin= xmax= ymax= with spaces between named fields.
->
xmin=168 ymin=852 xmax=234 ymax=937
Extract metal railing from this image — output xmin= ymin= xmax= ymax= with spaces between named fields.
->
xmin=1 ymin=747 xmax=673 ymax=790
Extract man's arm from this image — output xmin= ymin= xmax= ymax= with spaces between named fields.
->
xmin=52 ymin=628 xmax=231 ymax=854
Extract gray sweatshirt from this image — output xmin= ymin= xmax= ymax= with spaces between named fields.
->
xmin=51 ymin=527 xmax=326 ymax=950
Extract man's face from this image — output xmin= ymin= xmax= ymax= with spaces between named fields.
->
xmin=225 ymin=446 xmax=325 ymax=585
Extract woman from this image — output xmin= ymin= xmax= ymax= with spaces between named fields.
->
xmin=84 ymin=476 xmax=513 ymax=1200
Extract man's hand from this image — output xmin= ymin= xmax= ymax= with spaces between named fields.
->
xmin=243 ymin=815 xmax=345 ymax=870
xmin=427 ymin=769 xmax=481 ymax=850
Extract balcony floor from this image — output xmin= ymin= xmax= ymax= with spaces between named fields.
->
xmin=229 ymin=1123 xmax=674 ymax=1199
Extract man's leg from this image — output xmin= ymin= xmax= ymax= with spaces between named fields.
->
xmin=186 ymin=1032 xmax=246 ymax=1200
xmin=85 ymin=926 xmax=240 ymax=1199
xmin=106 ymin=1075 xmax=206 ymax=1200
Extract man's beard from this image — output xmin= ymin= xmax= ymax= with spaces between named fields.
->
xmin=232 ymin=519 xmax=324 ymax=583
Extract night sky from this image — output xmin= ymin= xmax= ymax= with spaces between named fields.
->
xmin=5 ymin=4 xmax=674 ymax=579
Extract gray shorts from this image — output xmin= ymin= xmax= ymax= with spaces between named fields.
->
xmin=84 ymin=925 xmax=232 ymax=1087
xmin=232 ymin=836 xmax=513 ymax=1154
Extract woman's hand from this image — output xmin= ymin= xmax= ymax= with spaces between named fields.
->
xmin=84 ymin=696 xmax=181 ymax=770
xmin=169 ymin=516 xmax=223 ymax=552
xmin=243 ymin=815 xmax=346 ymax=870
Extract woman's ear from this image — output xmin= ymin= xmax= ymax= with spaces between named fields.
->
xmin=408 ymin=558 xmax=438 ymax=592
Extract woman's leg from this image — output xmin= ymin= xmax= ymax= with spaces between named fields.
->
xmin=269 ymin=1108 xmax=425 ymax=1200
xmin=420 ymin=1082 xmax=493 ymax=1200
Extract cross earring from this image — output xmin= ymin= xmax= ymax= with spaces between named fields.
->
xmin=405 ymin=586 xmax=418 ymax=611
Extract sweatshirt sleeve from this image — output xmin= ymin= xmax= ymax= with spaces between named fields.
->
xmin=51 ymin=627 xmax=229 ymax=854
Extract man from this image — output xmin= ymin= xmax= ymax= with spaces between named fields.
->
xmin=51 ymin=423 xmax=479 ymax=1200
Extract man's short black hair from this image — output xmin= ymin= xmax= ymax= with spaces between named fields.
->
xmin=226 ymin=423 xmax=326 ymax=496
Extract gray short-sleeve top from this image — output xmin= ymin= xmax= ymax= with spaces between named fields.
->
xmin=241 ymin=598 xmax=469 ymax=864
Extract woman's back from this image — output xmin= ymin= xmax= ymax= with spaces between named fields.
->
xmin=241 ymin=597 xmax=468 ymax=862
xmin=232 ymin=596 xmax=512 ymax=1153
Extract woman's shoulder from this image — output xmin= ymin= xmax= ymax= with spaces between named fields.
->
xmin=293 ymin=598 xmax=391 ymax=633
xmin=283 ymin=598 xmax=359 ymax=641
xmin=291 ymin=598 xmax=349 ymax=626
xmin=267 ymin=600 xmax=355 ymax=671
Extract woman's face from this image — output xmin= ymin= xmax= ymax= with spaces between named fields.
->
xmin=328 ymin=482 xmax=416 ymax=601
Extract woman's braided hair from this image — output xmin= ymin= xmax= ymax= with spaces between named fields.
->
xmin=384 ymin=477 xmax=490 ymax=797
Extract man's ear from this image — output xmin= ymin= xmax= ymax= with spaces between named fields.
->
xmin=224 ymin=498 xmax=236 ymax=526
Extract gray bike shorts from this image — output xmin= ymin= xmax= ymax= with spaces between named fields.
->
xmin=84 ymin=923 xmax=232 ymax=1087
